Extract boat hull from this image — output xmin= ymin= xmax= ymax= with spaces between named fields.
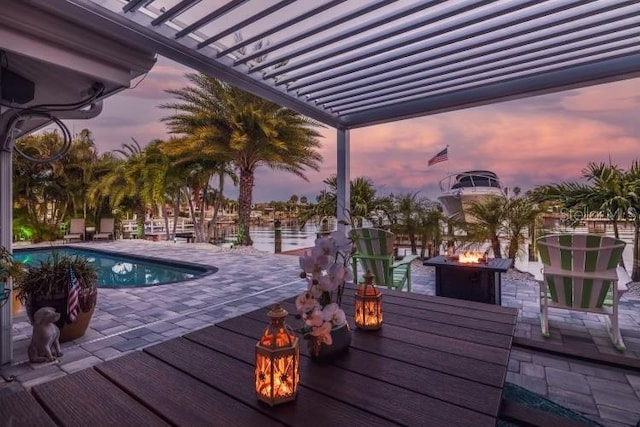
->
xmin=438 ymin=188 xmax=505 ymax=223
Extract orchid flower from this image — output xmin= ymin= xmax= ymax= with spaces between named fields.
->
xmin=295 ymin=291 xmax=319 ymax=313
xmin=322 ymin=303 xmax=346 ymax=326
xmin=310 ymin=321 xmax=333 ymax=345
xmin=296 ymin=231 xmax=353 ymax=344
xmin=304 ymin=308 xmax=324 ymax=328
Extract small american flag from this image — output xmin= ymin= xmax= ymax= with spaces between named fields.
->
xmin=68 ymin=267 xmax=80 ymax=323
xmin=428 ymin=147 xmax=448 ymax=166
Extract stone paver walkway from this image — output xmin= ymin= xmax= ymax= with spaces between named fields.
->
xmin=2 ymin=240 xmax=640 ymax=426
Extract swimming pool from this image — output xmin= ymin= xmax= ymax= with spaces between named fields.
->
xmin=14 ymin=247 xmax=216 ymax=289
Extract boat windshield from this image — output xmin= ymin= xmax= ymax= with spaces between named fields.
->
xmin=439 ymin=171 xmax=503 ymax=192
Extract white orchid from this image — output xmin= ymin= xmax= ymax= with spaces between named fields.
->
xmin=304 ymin=308 xmax=324 ymax=328
xmin=295 ymin=291 xmax=319 ymax=313
xmin=296 ymin=231 xmax=354 ymax=349
xmin=322 ymin=303 xmax=346 ymax=327
xmin=310 ymin=321 xmax=333 ymax=345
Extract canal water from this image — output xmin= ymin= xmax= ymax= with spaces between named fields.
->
xmin=215 ymin=222 xmax=324 ymax=253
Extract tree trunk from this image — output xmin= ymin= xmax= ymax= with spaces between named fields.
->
xmin=492 ymin=235 xmax=502 ymax=258
xmin=508 ymin=234 xmax=519 ymax=259
xmin=162 ymin=205 xmax=170 ymax=241
xmin=238 ymin=168 xmax=254 ymax=246
xmin=613 ymin=219 xmax=625 ymax=268
xmin=197 ymin=187 xmax=207 ymax=243
xmin=208 ymin=173 xmax=225 ymax=243
xmin=633 ymin=219 xmax=640 ymax=281
xmin=136 ymin=206 xmax=146 ymax=238
xmin=172 ymin=190 xmax=180 ymax=241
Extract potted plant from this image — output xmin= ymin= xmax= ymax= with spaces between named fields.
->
xmin=14 ymin=252 xmax=98 ymax=342
xmin=0 ymin=246 xmax=24 ymax=314
xmin=295 ymin=231 xmax=354 ymax=360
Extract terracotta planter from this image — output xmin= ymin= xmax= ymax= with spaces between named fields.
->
xmin=25 ymin=289 xmax=97 ymax=343
xmin=12 ymin=292 xmax=21 ymax=316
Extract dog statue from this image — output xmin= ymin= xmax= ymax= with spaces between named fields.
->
xmin=28 ymin=307 xmax=63 ymax=363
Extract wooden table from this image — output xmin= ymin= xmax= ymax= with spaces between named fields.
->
xmin=424 ymin=256 xmax=513 ymax=305
xmin=0 ymin=284 xmax=517 ymax=426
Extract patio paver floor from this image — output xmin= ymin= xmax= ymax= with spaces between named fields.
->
xmin=2 ymin=240 xmax=640 ymax=426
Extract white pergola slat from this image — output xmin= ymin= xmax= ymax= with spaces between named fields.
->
xmin=51 ymin=0 xmax=640 ymax=129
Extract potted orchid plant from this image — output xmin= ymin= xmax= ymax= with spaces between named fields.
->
xmin=295 ymin=230 xmax=354 ymax=359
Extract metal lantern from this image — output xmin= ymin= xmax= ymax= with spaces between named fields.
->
xmin=255 ymin=304 xmax=299 ymax=406
xmin=354 ymin=271 xmax=383 ymax=330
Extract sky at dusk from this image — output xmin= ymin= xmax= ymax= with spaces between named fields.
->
xmin=65 ymin=56 xmax=640 ymax=203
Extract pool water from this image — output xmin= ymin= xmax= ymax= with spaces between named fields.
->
xmin=14 ymin=247 xmax=215 ymax=289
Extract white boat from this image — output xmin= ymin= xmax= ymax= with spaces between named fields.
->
xmin=437 ymin=171 xmax=505 ymax=223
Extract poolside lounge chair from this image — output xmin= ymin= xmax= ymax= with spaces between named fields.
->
xmin=93 ymin=218 xmax=115 ymax=241
xmin=351 ymin=228 xmax=418 ymax=292
xmin=63 ymin=218 xmax=85 ymax=242
xmin=532 ymin=234 xmax=631 ymax=350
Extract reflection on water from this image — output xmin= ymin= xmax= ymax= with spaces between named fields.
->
xmin=216 ymin=222 xmax=324 ymax=253
xmin=14 ymin=248 xmax=205 ymax=289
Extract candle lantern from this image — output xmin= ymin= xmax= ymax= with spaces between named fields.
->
xmin=354 ymin=270 xmax=383 ymax=330
xmin=255 ymin=304 xmax=299 ymax=406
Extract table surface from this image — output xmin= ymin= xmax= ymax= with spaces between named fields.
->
xmin=0 ymin=283 xmax=518 ymax=427
xmin=424 ymin=255 xmax=513 ymax=272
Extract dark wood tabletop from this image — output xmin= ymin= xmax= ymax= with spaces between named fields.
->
xmin=0 ymin=283 xmax=518 ymax=427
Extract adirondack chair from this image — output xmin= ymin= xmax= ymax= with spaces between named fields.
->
xmin=351 ymin=228 xmax=418 ymax=292
xmin=533 ymin=234 xmax=630 ymax=350
xmin=93 ymin=218 xmax=115 ymax=240
xmin=63 ymin=218 xmax=85 ymax=242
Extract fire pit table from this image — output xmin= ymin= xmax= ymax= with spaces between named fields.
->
xmin=424 ymin=255 xmax=513 ymax=305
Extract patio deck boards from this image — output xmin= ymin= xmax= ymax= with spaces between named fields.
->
xmin=0 ymin=283 xmax=518 ymax=426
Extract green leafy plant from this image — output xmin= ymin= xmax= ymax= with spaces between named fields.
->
xmin=0 ymin=246 xmax=24 ymax=282
xmin=14 ymin=252 xmax=97 ymax=303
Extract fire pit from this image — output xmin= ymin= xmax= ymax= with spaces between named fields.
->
xmin=424 ymin=255 xmax=513 ymax=305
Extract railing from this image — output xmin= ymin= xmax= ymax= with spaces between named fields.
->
xmin=438 ymin=171 xmax=503 ymax=193
xmin=121 ymin=218 xmax=196 ymax=236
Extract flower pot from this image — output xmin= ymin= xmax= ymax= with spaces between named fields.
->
xmin=12 ymin=292 xmax=22 ymax=316
xmin=25 ymin=289 xmax=97 ymax=343
xmin=308 ymin=323 xmax=351 ymax=361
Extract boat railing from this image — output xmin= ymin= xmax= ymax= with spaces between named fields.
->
xmin=439 ymin=172 xmax=503 ymax=193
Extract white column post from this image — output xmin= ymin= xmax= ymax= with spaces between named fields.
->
xmin=336 ymin=128 xmax=350 ymax=234
xmin=0 ymin=147 xmax=13 ymax=365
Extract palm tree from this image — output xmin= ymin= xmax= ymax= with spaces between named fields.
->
xmin=532 ymin=162 xmax=633 ymax=270
xmin=161 ymin=136 xmax=237 ymax=243
xmin=503 ymin=196 xmax=541 ymax=259
xmin=89 ymin=139 xmax=150 ymax=238
xmin=623 ymin=161 xmax=640 ymax=280
xmin=161 ymin=73 xmax=323 ymax=245
xmin=464 ymin=196 xmax=507 ymax=258
xmin=532 ymin=163 xmax=628 ymax=239
xmin=392 ymin=192 xmax=423 ymax=255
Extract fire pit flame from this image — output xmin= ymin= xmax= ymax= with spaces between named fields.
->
xmin=458 ymin=251 xmax=484 ymax=264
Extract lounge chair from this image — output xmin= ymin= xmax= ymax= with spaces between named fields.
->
xmin=531 ymin=234 xmax=630 ymax=350
xmin=63 ymin=218 xmax=85 ymax=243
xmin=93 ymin=218 xmax=115 ymax=241
xmin=351 ymin=227 xmax=418 ymax=292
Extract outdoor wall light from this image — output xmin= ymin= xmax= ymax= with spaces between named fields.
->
xmin=354 ymin=271 xmax=383 ymax=330
xmin=255 ymin=304 xmax=299 ymax=406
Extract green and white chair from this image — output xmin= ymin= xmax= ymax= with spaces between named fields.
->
xmin=350 ymin=228 xmax=418 ymax=292
xmin=533 ymin=234 xmax=630 ymax=350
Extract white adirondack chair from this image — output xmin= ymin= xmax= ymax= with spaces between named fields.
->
xmin=531 ymin=234 xmax=631 ymax=350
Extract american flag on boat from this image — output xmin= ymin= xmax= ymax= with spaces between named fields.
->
xmin=428 ymin=147 xmax=448 ymax=166
xmin=68 ymin=266 xmax=80 ymax=323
